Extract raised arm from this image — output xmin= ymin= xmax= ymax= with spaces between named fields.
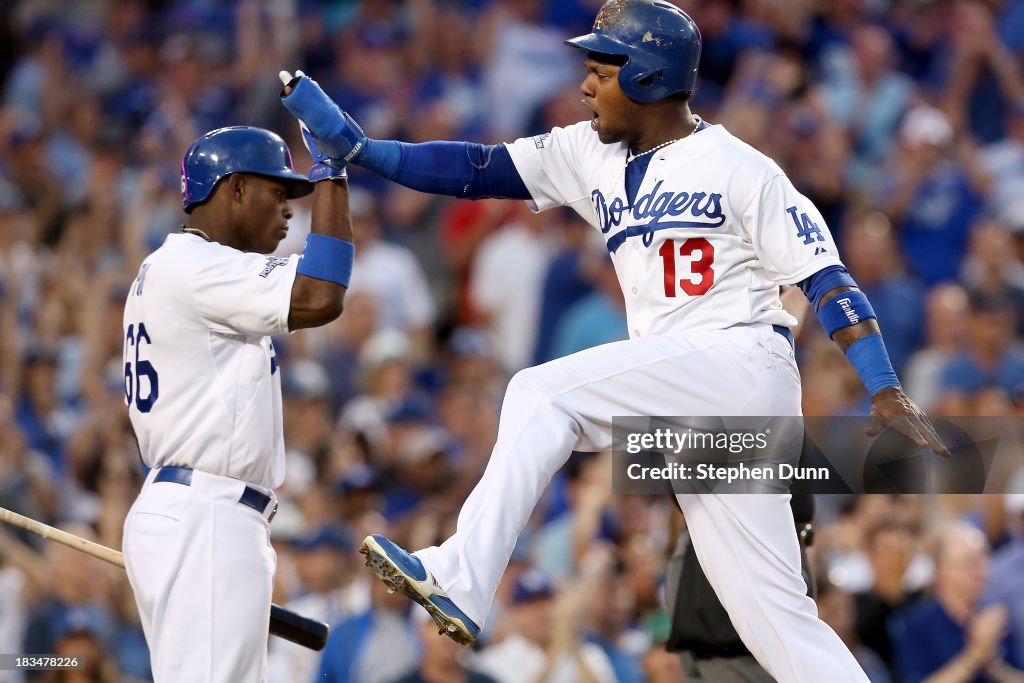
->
xmin=287 ymin=177 xmax=350 ymax=330
xmin=280 ymin=72 xmax=531 ymax=201
xmin=277 ymin=73 xmax=354 ymax=331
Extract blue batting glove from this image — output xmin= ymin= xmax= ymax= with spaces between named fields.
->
xmin=299 ymin=121 xmax=347 ymax=182
xmin=279 ymin=70 xmax=368 ymax=164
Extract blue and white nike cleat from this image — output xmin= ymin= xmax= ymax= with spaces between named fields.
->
xmin=359 ymin=534 xmax=480 ymax=646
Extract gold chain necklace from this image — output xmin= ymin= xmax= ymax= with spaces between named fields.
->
xmin=181 ymin=226 xmax=212 ymax=242
xmin=624 ymin=116 xmax=701 ymax=168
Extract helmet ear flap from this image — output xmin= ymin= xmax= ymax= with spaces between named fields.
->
xmin=618 ymin=59 xmax=672 ymax=103
xmin=635 ymin=70 xmax=664 ymax=88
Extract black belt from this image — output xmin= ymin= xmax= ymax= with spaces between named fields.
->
xmin=772 ymin=324 xmax=794 ymax=347
xmin=153 ymin=466 xmax=277 ymax=522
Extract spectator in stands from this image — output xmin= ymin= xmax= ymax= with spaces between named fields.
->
xmin=320 ymin=291 xmax=380 ymax=415
xmin=391 ymin=610 xmax=499 ymax=683
xmin=960 ymin=219 xmax=1024 ymax=333
xmin=853 ymin=521 xmax=924 ymax=677
xmin=551 ymin=237 xmax=626 ymax=359
xmin=583 ymin=572 xmax=645 ymax=683
xmin=840 ymin=210 xmax=924 ymax=374
xmin=267 ymin=525 xmax=360 ymax=683
xmin=468 ymin=204 xmax=554 ymax=372
xmin=980 ymin=105 xmax=1024 ymax=229
xmin=904 ymin=284 xmax=970 ymax=411
xmin=339 ymin=328 xmax=428 ymax=452
xmin=44 ymin=607 xmax=120 ymax=683
xmin=532 ymin=211 xmax=593 ymax=365
xmin=817 ymin=580 xmax=891 ymax=683
xmin=984 ymin=479 xmax=1024 ymax=671
xmin=315 ymin=576 xmax=420 ymax=683
xmin=939 ymin=1 xmax=1024 ymax=145
xmin=821 ymin=24 xmax=915 ymax=185
xmin=281 ymin=358 xmax=335 ymax=497
xmin=478 ymin=0 xmax=577 ymax=139
xmin=874 ymin=105 xmax=987 ymax=286
xmin=346 ymin=188 xmax=437 ymax=353
xmin=15 ymin=349 xmax=75 ymax=479
xmin=889 ymin=522 xmax=1024 ymax=682
xmin=938 ymin=290 xmax=1024 ymax=412
xmin=686 ymin=0 xmax=774 ymax=109
xmin=472 ymin=569 xmax=617 ymax=683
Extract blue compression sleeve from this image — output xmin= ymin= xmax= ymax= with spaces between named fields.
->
xmin=357 ymin=139 xmax=532 ymax=200
xmin=797 ymin=265 xmax=857 ymax=309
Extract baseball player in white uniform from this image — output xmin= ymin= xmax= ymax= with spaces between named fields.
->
xmin=280 ymin=2 xmax=948 ymax=681
xmin=121 ymin=122 xmax=355 ymax=681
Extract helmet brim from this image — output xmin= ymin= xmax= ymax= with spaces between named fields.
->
xmin=248 ymin=170 xmax=316 ymax=200
xmin=273 ymin=170 xmax=316 ymax=200
xmin=565 ymin=32 xmax=631 ymax=59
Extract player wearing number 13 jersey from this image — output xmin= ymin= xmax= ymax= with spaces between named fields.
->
xmin=278 ymin=2 xmax=948 ymax=681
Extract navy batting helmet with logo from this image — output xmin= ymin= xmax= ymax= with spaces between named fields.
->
xmin=566 ymin=0 xmax=702 ymax=103
xmin=181 ymin=126 xmax=314 ymax=213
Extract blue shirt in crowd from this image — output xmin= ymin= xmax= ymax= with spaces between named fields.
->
xmin=887 ymin=163 xmax=983 ymax=286
xmin=889 ymin=598 xmax=1023 ymax=683
xmin=940 ymin=349 xmax=1024 ymax=401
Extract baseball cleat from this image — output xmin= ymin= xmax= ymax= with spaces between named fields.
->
xmin=359 ymin=534 xmax=480 ymax=646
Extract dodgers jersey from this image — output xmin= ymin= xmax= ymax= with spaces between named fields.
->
xmin=505 ymin=121 xmax=844 ymax=338
xmin=123 ymin=233 xmax=297 ymax=490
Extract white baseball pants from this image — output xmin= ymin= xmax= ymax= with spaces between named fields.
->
xmin=414 ymin=324 xmax=868 ymax=683
xmin=123 ymin=468 xmax=277 ymax=683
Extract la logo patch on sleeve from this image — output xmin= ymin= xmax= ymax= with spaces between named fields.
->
xmin=533 ymin=133 xmax=550 ymax=149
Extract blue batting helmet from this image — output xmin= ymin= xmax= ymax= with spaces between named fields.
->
xmin=566 ymin=0 xmax=702 ymax=103
xmin=181 ymin=126 xmax=314 ymax=213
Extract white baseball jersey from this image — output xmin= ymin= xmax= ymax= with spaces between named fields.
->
xmin=414 ymin=119 xmax=871 ymax=682
xmin=504 ymin=121 xmax=844 ymax=338
xmin=123 ymin=232 xmax=297 ymax=490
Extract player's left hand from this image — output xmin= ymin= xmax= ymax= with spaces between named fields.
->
xmin=865 ymin=387 xmax=950 ymax=457
xmin=299 ymin=119 xmax=348 ymax=182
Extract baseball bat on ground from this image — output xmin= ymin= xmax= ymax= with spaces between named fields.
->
xmin=0 ymin=507 xmax=329 ymax=651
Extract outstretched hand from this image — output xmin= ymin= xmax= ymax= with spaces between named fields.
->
xmin=278 ymin=69 xmax=367 ymax=164
xmin=866 ymin=386 xmax=950 ymax=457
xmin=279 ymin=71 xmax=351 ymax=181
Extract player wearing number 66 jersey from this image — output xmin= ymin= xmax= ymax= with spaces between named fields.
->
xmin=280 ymin=2 xmax=948 ymax=681
xmin=121 ymin=123 xmax=355 ymax=682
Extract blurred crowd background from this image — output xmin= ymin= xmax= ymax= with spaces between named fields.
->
xmin=2 ymin=0 xmax=1024 ymax=681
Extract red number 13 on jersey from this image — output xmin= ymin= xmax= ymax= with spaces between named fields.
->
xmin=659 ymin=237 xmax=715 ymax=297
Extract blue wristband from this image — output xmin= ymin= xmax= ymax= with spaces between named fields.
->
xmin=845 ymin=334 xmax=901 ymax=397
xmin=817 ymin=289 xmax=876 ymax=338
xmin=296 ymin=233 xmax=354 ymax=287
